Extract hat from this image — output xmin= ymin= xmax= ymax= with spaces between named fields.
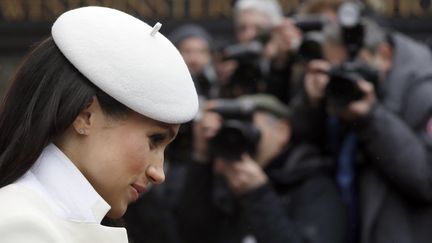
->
xmin=52 ymin=6 xmax=198 ymax=124
xmin=168 ymin=24 xmax=214 ymax=50
xmin=238 ymin=94 xmax=291 ymax=119
xmin=234 ymin=0 xmax=284 ymax=26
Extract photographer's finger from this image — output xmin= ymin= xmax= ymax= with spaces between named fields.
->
xmin=278 ymin=18 xmax=302 ymax=36
xmin=307 ymin=60 xmax=331 ymax=73
xmin=225 ymin=171 xmax=251 ymax=194
xmin=213 ymin=157 xmax=241 ymax=174
xmin=241 ymin=153 xmax=254 ymax=162
xmin=357 ymin=79 xmax=375 ymax=97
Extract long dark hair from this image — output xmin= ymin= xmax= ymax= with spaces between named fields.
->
xmin=0 ymin=37 xmax=129 ymax=187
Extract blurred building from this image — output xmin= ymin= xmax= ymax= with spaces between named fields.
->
xmin=1 ymin=0 xmax=432 ymax=96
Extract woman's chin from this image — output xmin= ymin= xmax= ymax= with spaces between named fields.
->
xmin=106 ymin=206 xmax=127 ymax=219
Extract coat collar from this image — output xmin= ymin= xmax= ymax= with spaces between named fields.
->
xmin=15 ymin=143 xmax=110 ymax=223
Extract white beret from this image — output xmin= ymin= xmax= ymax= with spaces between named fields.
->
xmin=51 ymin=6 xmax=198 ymax=124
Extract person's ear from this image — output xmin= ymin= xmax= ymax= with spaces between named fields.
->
xmin=72 ymin=96 xmax=99 ymax=136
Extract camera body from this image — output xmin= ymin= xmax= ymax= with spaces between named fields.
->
xmin=325 ymin=60 xmax=379 ymax=113
xmin=221 ymin=40 xmax=268 ymax=97
xmin=295 ymin=15 xmax=328 ymax=61
xmin=208 ymin=99 xmax=261 ymax=161
xmin=323 ymin=1 xmax=379 ymax=113
xmin=220 ymin=15 xmax=328 ymax=97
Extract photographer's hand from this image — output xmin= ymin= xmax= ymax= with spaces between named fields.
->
xmin=214 ymin=154 xmax=268 ymax=195
xmin=213 ymin=52 xmax=238 ymax=84
xmin=341 ymin=79 xmax=377 ymax=120
xmin=264 ymin=18 xmax=302 ymax=66
xmin=304 ymin=60 xmax=331 ymax=106
xmin=192 ymin=110 xmax=223 ymax=162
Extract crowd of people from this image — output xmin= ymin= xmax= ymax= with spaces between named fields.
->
xmin=124 ymin=0 xmax=432 ymax=243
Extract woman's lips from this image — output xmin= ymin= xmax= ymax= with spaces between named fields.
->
xmin=130 ymin=184 xmax=147 ymax=202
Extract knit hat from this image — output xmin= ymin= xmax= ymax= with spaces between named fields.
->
xmin=238 ymin=94 xmax=291 ymax=119
xmin=169 ymin=24 xmax=213 ymax=50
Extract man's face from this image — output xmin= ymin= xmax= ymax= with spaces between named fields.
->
xmin=253 ymin=112 xmax=290 ymax=167
xmin=357 ymin=47 xmax=390 ymax=82
xmin=178 ymin=37 xmax=211 ymax=76
xmin=323 ymin=41 xmax=348 ymax=65
xmin=236 ymin=9 xmax=273 ymax=43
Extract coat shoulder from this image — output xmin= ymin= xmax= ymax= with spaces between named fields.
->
xmin=0 ymin=184 xmax=55 ymax=217
xmin=0 ymin=184 xmax=65 ymax=243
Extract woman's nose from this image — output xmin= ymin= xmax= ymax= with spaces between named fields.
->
xmin=146 ymin=165 xmax=165 ymax=184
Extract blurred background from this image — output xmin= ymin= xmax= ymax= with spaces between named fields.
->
xmin=1 ymin=0 xmax=432 ymax=95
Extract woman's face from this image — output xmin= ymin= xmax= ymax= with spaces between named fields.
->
xmin=65 ymin=100 xmax=180 ymax=219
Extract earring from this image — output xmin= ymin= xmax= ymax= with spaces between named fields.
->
xmin=78 ymin=129 xmax=85 ymax=135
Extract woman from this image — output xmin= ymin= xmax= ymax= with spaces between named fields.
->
xmin=0 ymin=6 xmax=198 ymax=243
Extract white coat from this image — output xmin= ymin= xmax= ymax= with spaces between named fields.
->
xmin=0 ymin=144 xmax=128 ymax=243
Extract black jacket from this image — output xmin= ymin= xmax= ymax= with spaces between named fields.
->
xmin=175 ymin=144 xmax=347 ymax=243
xmin=357 ymin=33 xmax=432 ymax=243
xmin=291 ymin=33 xmax=432 ymax=243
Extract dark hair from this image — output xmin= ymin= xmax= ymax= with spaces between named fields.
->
xmin=0 ymin=37 xmax=129 ymax=187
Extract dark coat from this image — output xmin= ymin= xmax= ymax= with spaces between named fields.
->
xmin=124 ymin=164 xmax=187 ymax=243
xmin=175 ymin=144 xmax=347 ymax=243
xmin=356 ymin=33 xmax=432 ymax=243
xmin=291 ymin=33 xmax=432 ymax=243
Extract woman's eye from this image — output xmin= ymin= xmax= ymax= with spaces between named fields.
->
xmin=149 ymin=134 xmax=166 ymax=147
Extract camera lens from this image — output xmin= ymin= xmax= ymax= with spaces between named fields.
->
xmin=209 ymin=120 xmax=260 ymax=161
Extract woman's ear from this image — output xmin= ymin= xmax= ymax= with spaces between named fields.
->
xmin=72 ymin=96 xmax=99 ymax=136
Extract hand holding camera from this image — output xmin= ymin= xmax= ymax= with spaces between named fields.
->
xmin=338 ymin=79 xmax=376 ymax=120
xmin=192 ymin=102 xmax=268 ymax=195
xmin=264 ymin=18 xmax=303 ymax=62
xmin=192 ymin=109 xmax=223 ymax=162
xmin=213 ymin=154 xmax=268 ymax=194
xmin=303 ymin=60 xmax=378 ymax=120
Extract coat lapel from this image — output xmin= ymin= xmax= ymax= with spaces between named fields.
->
xmin=65 ymin=222 xmax=128 ymax=243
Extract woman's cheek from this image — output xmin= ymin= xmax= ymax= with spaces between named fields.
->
xmin=125 ymin=137 xmax=150 ymax=173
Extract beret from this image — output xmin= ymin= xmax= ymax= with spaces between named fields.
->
xmin=52 ymin=6 xmax=198 ymax=124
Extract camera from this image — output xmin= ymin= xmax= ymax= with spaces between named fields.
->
xmin=293 ymin=15 xmax=328 ymax=32
xmin=325 ymin=60 xmax=379 ymax=113
xmin=220 ymin=39 xmax=268 ymax=97
xmin=207 ymin=99 xmax=261 ymax=161
xmin=219 ymin=15 xmax=329 ymax=97
xmin=192 ymin=64 xmax=219 ymax=99
xmin=298 ymin=31 xmax=325 ymax=61
xmin=323 ymin=1 xmax=380 ymax=113
xmin=294 ymin=15 xmax=328 ymax=61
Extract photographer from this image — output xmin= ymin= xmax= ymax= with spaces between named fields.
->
xmin=216 ymin=0 xmax=305 ymax=104
xmin=169 ymin=24 xmax=218 ymax=99
xmin=291 ymin=16 xmax=432 ymax=243
xmin=175 ymin=94 xmax=346 ymax=243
